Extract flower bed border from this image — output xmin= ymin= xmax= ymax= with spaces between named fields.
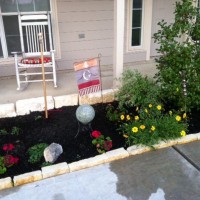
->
xmin=0 ymin=89 xmax=200 ymax=190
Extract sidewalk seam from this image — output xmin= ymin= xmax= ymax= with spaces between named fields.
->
xmin=172 ymin=146 xmax=200 ymax=172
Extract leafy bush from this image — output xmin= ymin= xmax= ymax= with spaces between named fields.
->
xmin=0 ymin=127 xmax=21 ymax=136
xmin=106 ymin=70 xmax=188 ymax=147
xmin=118 ymin=105 xmax=187 ymax=147
xmin=153 ymin=0 xmax=200 ymax=111
xmin=91 ymin=130 xmax=112 ymax=154
xmin=27 ymin=143 xmax=48 ymax=164
xmin=116 ymin=69 xmax=162 ymax=112
xmin=0 ymin=143 xmax=19 ymax=174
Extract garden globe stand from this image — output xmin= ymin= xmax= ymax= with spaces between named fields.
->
xmin=75 ymin=121 xmax=93 ymax=138
xmin=75 ymin=104 xmax=95 ymax=138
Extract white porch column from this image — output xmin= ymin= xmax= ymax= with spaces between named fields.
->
xmin=113 ymin=0 xmax=125 ymax=87
xmin=143 ymin=0 xmax=153 ymax=60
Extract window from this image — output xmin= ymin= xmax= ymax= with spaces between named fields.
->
xmin=0 ymin=0 xmax=51 ymax=58
xmin=130 ymin=0 xmax=143 ymax=47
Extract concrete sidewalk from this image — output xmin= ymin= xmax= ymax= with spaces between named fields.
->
xmin=1 ymin=141 xmax=200 ymax=200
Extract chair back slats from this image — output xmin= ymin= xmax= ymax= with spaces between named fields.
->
xmin=19 ymin=14 xmax=52 ymax=55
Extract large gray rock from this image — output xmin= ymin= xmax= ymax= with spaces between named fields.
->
xmin=44 ymin=143 xmax=63 ymax=163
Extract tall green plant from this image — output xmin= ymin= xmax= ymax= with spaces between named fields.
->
xmin=153 ymin=0 xmax=200 ymax=111
xmin=116 ymin=69 xmax=161 ymax=112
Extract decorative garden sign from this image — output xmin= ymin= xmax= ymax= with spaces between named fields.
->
xmin=74 ymin=58 xmax=101 ymax=96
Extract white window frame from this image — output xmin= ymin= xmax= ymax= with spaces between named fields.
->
xmin=127 ymin=0 xmax=153 ymax=60
xmin=0 ymin=0 xmax=60 ymax=62
xmin=127 ymin=0 xmax=144 ymax=51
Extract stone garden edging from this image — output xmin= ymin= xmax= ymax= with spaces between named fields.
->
xmin=0 ymin=89 xmax=200 ymax=190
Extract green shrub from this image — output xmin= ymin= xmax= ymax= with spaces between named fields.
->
xmin=106 ymin=70 xmax=188 ymax=147
xmin=118 ymin=105 xmax=188 ymax=147
xmin=116 ymin=69 xmax=162 ymax=112
xmin=0 ymin=129 xmax=8 ymax=136
xmin=153 ymin=0 xmax=200 ymax=111
xmin=27 ymin=143 xmax=48 ymax=164
xmin=11 ymin=127 xmax=21 ymax=135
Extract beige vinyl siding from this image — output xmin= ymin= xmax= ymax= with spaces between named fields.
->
xmin=57 ymin=0 xmax=147 ymax=71
xmin=150 ymin=0 xmax=176 ymax=56
xmin=56 ymin=0 xmax=114 ymax=70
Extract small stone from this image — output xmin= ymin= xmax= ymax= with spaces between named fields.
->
xmin=44 ymin=143 xmax=63 ymax=163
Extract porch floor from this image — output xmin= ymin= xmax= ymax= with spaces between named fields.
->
xmin=0 ymin=60 xmax=157 ymax=105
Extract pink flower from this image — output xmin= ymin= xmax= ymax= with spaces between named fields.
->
xmin=3 ymin=143 xmax=14 ymax=151
xmin=103 ymin=141 xmax=112 ymax=151
xmin=92 ymin=130 xmax=101 ymax=138
xmin=3 ymin=155 xmax=19 ymax=167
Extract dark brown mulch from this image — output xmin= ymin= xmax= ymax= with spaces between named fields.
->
xmin=0 ymin=102 xmax=125 ymax=178
xmin=0 ymin=101 xmax=199 ymax=179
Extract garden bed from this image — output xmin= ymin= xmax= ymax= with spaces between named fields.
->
xmin=0 ymin=102 xmax=125 ymax=178
xmin=0 ymin=101 xmax=199 ymax=179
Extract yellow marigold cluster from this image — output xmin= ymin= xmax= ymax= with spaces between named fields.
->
xmin=151 ymin=126 xmax=156 ymax=131
xmin=180 ymin=130 xmax=186 ymax=137
xmin=157 ymin=105 xmax=162 ymax=110
xmin=176 ymin=115 xmax=181 ymax=122
xmin=132 ymin=127 xmax=138 ymax=133
xmin=140 ymin=125 xmax=146 ymax=130
xmin=135 ymin=116 xmax=139 ymax=121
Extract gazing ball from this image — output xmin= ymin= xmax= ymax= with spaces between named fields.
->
xmin=76 ymin=104 xmax=95 ymax=125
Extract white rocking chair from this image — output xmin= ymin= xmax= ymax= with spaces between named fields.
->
xmin=12 ymin=13 xmax=57 ymax=90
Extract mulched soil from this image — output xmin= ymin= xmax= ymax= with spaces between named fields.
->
xmin=0 ymin=102 xmax=199 ymax=179
xmin=0 ymin=102 xmax=125 ymax=178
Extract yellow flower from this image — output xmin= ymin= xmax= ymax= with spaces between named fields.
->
xmin=120 ymin=115 xmax=125 ymax=120
xmin=135 ymin=116 xmax=139 ymax=121
xmin=140 ymin=125 xmax=146 ymax=130
xmin=149 ymin=104 xmax=153 ymax=108
xmin=151 ymin=126 xmax=156 ymax=131
xmin=180 ymin=130 xmax=186 ymax=137
xmin=132 ymin=127 xmax=138 ymax=133
xmin=176 ymin=115 xmax=181 ymax=122
xmin=126 ymin=115 xmax=131 ymax=120
xmin=123 ymin=134 xmax=129 ymax=138
xmin=169 ymin=111 xmax=173 ymax=116
xmin=145 ymin=109 xmax=148 ymax=113
xmin=157 ymin=105 xmax=162 ymax=110
xmin=183 ymin=113 xmax=187 ymax=119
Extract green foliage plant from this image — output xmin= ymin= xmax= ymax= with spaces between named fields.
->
xmin=106 ymin=69 xmax=188 ymax=147
xmin=153 ymin=0 xmax=200 ymax=111
xmin=27 ymin=143 xmax=48 ymax=164
xmin=0 ymin=129 xmax=8 ymax=136
xmin=0 ymin=127 xmax=21 ymax=136
xmin=118 ymin=105 xmax=188 ymax=147
xmin=34 ymin=115 xmax=42 ymax=121
xmin=0 ymin=157 xmax=7 ymax=174
xmin=11 ymin=127 xmax=21 ymax=135
xmin=91 ymin=130 xmax=112 ymax=154
xmin=116 ymin=69 xmax=162 ymax=112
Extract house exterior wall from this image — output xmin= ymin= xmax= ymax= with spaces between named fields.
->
xmin=0 ymin=0 xmax=176 ymax=77
xmin=56 ymin=0 xmax=114 ymax=71
xmin=150 ymin=0 xmax=177 ymax=56
xmin=56 ymin=0 xmax=147 ymax=71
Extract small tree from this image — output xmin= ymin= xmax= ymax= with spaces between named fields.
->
xmin=153 ymin=0 xmax=200 ymax=111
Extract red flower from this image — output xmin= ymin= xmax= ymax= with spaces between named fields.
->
xmin=92 ymin=130 xmax=101 ymax=138
xmin=3 ymin=143 xmax=14 ymax=151
xmin=3 ymin=155 xmax=19 ymax=167
xmin=103 ymin=141 xmax=112 ymax=151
